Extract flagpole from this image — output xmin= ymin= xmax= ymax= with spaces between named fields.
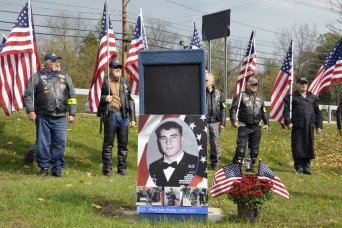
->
xmin=236 ymin=29 xmax=256 ymax=118
xmin=28 ymin=0 xmax=35 ymax=106
xmin=140 ymin=8 xmax=148 ymax=49
xmin=289 ymin=40 xmax=294 ymax=120
xmin=106 ymin=0 xmax=110 ymax=95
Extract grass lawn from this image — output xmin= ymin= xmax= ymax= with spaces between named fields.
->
xmin=0 ymin=111 xmax=341 ymax=227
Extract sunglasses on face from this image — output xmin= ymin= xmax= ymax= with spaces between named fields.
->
xmin=300 ymin=81 xmax=307 ymax=85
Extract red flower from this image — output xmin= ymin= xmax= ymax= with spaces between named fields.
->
xmin=227 ymin=174 xmax=273 ymax=209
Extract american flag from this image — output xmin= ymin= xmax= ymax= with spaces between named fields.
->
xmin=190 ymin=22 xmax=201 ymax=49
xmin=125 ymin=11 xmax=146 ymax=96
xmin=257 ymin=161 xmax=290 ymax=200
xmin=270 ymin=41 xmax=293 ymax=127
xmin=88 ymin=2 xmax=117 ymax=113
xmin=233 ymin=30 xmax=256 ymax=97
xmin=0 ymin=2 xmax=40 ymax=116
xmin=209 ymin=163 xmax=242 ymax=198
xmin=309 ymin=38 xmax=342 ymax=96
xmin=137 ymin=115 xmax=207 ymax=188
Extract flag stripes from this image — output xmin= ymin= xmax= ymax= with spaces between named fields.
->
xmin=125 ymin=12 xmax=146 ymax=96
xmin=234 ymin=30 xmax=256 ymax=97
xmin=309 ymin=38 xmax=342 ymax=96
xmin=88 ymin=2 xmax=117 ymax=113
xmin=210 ymin=164 xmax=242 ymax=198
xmin=0 ymin=2 xmax=39 ymax=116
xmin=270 ymin=41 xmax=293 ymax=126
xmin=257 ymin=161 xmax=290 ymax=200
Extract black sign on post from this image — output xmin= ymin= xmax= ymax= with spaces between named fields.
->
xmin=202 ymin=9 xmax=230 ymax=41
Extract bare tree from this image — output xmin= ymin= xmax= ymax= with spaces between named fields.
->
xmin=44 ymin=12 xmax=89 ymax=55
xmin=144 ymin=19 xmax=180 ymax=50
xmin=276 ymin=23 xmax=319 ymax=72
xmin=328 ymin=0 xmax=342 ymax=34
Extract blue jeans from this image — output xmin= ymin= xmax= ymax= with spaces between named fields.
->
xmin=36 ymin=115 xmax=67 ymax=172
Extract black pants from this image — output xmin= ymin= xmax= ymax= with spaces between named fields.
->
xmin=102 ymin=112 xmax=129 ymax=173
xmin=233 ymin=125 xmax=261 ymax=165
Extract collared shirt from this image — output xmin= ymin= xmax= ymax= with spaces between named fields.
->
xmin=109 ymin=78 xmax=121 ymax=110
xmin=163 ymin=151 xmax=184 ymax=181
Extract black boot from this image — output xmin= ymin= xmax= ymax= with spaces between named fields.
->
xmin=117 ymin=150 xmax=128 ymax=175
xmin=102 ymin=145 xmax=113 ymax=176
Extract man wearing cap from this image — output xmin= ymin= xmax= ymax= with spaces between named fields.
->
xmin=24 ymin=53 xmax=77 ymax=177
xmin=205 ymin=72 xmax=226 ymax=171
xmin=283 ymin=77 xmax=323 ymax=175
xmin=97 ymin=59 xmax=136 ymax=176
xmin=230 ymin=77 xmax=269 ymax=172
xmin=337 ymin=97 xmax=342 ymax=138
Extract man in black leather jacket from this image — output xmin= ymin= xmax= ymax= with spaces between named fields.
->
xmin=283 ymin=78 xmax=323 ymax=175
xmin=337 ymin=97 xmax=342 ymax=138
xmin=230 ymin=77 xmax=269 ymax=172
xmin=205 ymin=72 xmax=226 ymax=170
xmin=24 ymin=53 xmax=76 ymax=177
xmin=97 ymin=59 xmax=136 ymax=176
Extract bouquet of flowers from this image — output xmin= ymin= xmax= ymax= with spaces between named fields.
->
xmin=227 ymin=173 xmax=273 ymax=209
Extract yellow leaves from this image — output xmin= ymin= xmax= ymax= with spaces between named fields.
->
xmin=86 ymin=172 xmax=96 ymax=177
xmin=319 ymin=199 xmax=327 ymax=205
xmin=66 ymin=183 xmax=72 ymax=188
xmin=37 ymin=198 xmax=44 ymax=202
xmin=79 ymin=179 xmax=92 ymax=185
xmin=92 ymin=204 xmax=102 ymax=209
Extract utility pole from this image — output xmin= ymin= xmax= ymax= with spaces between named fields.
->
xmin=122 ymin=0 xmax=127 ymax=78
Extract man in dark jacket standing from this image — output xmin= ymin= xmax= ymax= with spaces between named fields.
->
xmin=24 ymin=53 xmax=76 ymax=177
xmin=230 ymin=77 xmax=269 ymax=172
xmin=283 ymin=78 xmax=323 ymax=175
xmin=97 ymin=59 xmax=136 ymax=176
xmin=337 ymin=97 xmax=342 ymax=138
xmin=205 ymin=72 xmax=226 ymax=170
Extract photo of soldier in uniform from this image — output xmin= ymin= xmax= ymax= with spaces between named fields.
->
xmin=147 ymin=119 xmax=198 ymax=187
xmin=164 ymin=187 xmax=180 ymax=206
xmin=136 ymin=186 xmax=162 ymax=206
xmin=180 ymin=187 xmax=208 ymax=207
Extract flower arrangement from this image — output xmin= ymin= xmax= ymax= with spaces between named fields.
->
xmin=227 ymin=173 xmax=273 ymax=209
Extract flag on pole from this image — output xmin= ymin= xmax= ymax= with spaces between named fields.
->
xmin=88 ymin=2 xmax=117 ymax=113
xmin=190 ymin=22 xmax=201 ymax=49
xmin=209 ymin=163 xmax=242 ymax=198
xmin=233 ymin=31 xmax=256 ymax=97
xmin=125 ymin=10 xmax=146 ymax=96
xmin=270 ymin=40 xmax=293 ymax=126
xmin=0 ymin=2 xmax=40 ymax=116
xmin=257 ymin=161 xmax=290 ymax=200
xmin=309 ymin=38 xmax=342 ymax=96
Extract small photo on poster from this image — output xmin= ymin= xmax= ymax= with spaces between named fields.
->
xmin=180 ymin=187 xmax=208 ymax=207
xmin=136 ymin=186 xmax=163 ymax=206
xmin=164 ymin=187 xmax=180 ymax=207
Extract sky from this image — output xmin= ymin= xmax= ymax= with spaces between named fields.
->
xmin=0 ymin=0 xmax=340 ymax=63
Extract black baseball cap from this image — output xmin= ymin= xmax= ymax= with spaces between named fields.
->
xmin=44 ymin=53 xmax=61 ymax=61
xmin=109 ymin=59 xmax=122 ymax=69
xmin=296 ymin=78 xmax=308 ymax=83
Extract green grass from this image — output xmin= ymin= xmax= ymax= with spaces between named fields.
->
xmin=0 ymin=111 xmax=341 ymax=227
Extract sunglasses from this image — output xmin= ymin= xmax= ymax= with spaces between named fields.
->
xmin=299 ymin=81 xmax=308 ymax=85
